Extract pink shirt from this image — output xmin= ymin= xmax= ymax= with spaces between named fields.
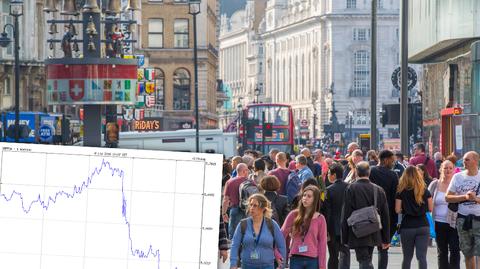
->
xmin=281 ymin=210 xmax=327 ymax=269
xmin=223 ymin=176 xmax=248 ymax=207
xmin=268 ymin=167 xmax=291 ymax=195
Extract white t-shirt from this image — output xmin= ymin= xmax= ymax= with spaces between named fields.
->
xmin=447 ymin=170 xmax=480 ymax=216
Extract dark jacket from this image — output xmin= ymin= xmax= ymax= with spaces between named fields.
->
xmin=324 ymin=179 xmax=349 ymax=237
xmin=264 ymin=191 xmax=289 ymax=226
xmin=369 ymin=165 xmax=399 ymax=237
xmin=219 ymin=214 xmax=230 ymax=250
xmin=341 ymin=178 xmax=390 ymax=248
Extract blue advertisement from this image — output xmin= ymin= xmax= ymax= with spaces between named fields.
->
xmin=39 ymin=116 xmax=56 ymax=143
xmin=4 ymin=112 xmax=48 ymax=143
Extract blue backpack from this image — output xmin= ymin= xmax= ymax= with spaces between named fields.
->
xmin=286 ymin=171 xmax=302 ymax=204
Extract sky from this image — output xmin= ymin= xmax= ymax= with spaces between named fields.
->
xmin=220 ymin=0 xmax=246 ymax=17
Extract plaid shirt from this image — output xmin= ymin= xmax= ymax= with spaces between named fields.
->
xmin=219 ymin=214 xmax=230 ymax=250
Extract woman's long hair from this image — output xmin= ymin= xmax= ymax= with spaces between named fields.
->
xmin=397 ymin=166 xmax=425 ymax=205
xmin=292 ymin=185 xmax=321 ymax=235
xmin=438 ymin=160 xmax=454 ymax=183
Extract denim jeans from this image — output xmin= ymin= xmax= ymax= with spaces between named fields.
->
xmin=228 ymin=207 xmax=244 ymax=240
xmin=241 ymin=265 xmax=274 ymax=269
xmin=289 ymin=255 xmax=319 ymax=269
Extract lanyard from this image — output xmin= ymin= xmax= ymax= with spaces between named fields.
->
xmin=251 ymin=218 xmax=264 ymax=248
xmin=301 ymin=220 xmax=311 ymax=243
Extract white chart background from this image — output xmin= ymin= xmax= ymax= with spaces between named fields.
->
xmin=0 ymin=143 xmax=222 ymax=269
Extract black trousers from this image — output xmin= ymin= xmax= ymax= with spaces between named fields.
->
xmin=327 ymin=236 xmax=350 ymax=269
xmin=354 ymin=246 xmax=374 ymax=269
xmin=435 ymin=221 xmax=460 ymax=269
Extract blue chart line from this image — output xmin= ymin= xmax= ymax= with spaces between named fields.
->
xmin=0 ymin=158 xmax=163 ymax=269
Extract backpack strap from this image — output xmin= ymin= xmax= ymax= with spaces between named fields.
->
xmin=265 ymin=218 xmax=276 ymax=249
xmin=373 ymin=185 xmax=378 ymax=208
xmin=237 ymin=219 xmax=248 ymax=267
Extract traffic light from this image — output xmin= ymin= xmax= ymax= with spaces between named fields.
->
xmin=263 ymin=122 xmax=273 ymax=137
xmin=380 ymin=106 xmax=388 ymax=127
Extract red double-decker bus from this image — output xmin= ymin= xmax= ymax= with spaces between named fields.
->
xmin=241 ymin=103 xmax=295 ymax=154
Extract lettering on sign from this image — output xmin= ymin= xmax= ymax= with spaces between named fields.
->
xmin=134 ymin=119 xmax=161 ymax=131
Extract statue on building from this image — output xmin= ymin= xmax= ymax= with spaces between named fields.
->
xmin=61 ymin=24 xmax=74 ymax=58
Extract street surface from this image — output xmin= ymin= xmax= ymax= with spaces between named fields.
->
xmin=218 ymin=246 xmax=470 ymax=269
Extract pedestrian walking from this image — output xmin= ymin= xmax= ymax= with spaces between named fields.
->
xmin=268 ymin=152 xmax=291 ymax=196
xmin=395 ymin=166 xmax=433 ymax=269
xmin=409 ymin=143 xmax=438 ymax=179
xmin=446 ymin=151 xmax=480 ymax=269
xmin=341 ymin=161 xmax=390 ymax=269
xmin=428 ymin=160 xmax=460 ymax=269
xmin=343 ymin=149 xmax=363 ymax=183
xmin=260 ymin=175 xmax=290 ymax=226
xmin=223 ymin=163 xmax=251 ymax=239
xmin=230 ymin=193 xmax=287 ymax=269
xmin=251 ymin=158 xmax=267 ymax=186
xmin=281 ymin=185 xmax=327 ymax=269
xmin=369 ymin=150 xmax=399 ymax=269
xmin=295 ymin=155 xmax=315 ymax=183
xmin=324 ymin=163 xmax=350 ymax=269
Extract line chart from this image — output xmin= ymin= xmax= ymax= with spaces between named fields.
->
xmin=0 ymin=143 xmax=222 ymax=269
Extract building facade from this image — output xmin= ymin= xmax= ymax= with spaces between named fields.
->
xmin=218 ymin=0 xmax=267 ymax=130
xmin=0 ymin=1 xmax=47 ymax=113
xmin=409 ymin=0 xmax=479 ymax=156
xmin=139 ymin=0 xmax=219 ymax=130
xmin=262 ymin=0 xmax=400 ymax=146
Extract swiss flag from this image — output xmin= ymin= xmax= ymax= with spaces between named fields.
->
xmin=69 ymin=80 xmax=85 ymax=101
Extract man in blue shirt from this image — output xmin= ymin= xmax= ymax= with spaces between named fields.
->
xmin=295 ymin=155 xmax=314 ymax=183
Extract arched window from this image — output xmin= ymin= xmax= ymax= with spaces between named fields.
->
xmin=173 ymin=68 xmax=191 ymax=110
xmin=155 ymin=68 xmax=165 ymax=109
xmin=353 ymin=50 xmax=370 ymax=97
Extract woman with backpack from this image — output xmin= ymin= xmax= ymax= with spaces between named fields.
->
xmin=395 ymin=166 xmax=433 ymax=269
xmin=230 ymin=193 xmax=287 ymax=269
xmin=281 ymin=185 xmax=327 ymax=269
xmin=260 ymin=175 xmax=290 ymax=226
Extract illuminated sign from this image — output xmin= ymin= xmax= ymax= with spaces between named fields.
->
xmin=46 ymin=63 xmax=137 ymax=105
xmin=134 ymin=118 xmax=161 ymax=131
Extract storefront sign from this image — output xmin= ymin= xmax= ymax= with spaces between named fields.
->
xmin=134 ymin=118 xmax=162 ymax=131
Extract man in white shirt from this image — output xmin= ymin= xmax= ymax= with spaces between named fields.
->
xmin=446 ymin=151 xmax=480 ymax=269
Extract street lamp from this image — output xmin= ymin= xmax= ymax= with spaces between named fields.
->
xmin=0 ymin=0 xmax=23 ymax=143
xmin=254 ymin=87 xmax=260 ymax=103
xmin=189 ymin=0 xmax=201 ymax=152
xmin=237 ymin=99 xmax=243 ymax=150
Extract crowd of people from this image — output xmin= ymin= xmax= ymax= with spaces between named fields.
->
xmin=218 ymin=142 xmax=480 ymax=269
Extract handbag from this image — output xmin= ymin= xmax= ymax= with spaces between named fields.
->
xmin=347 ymin=186 xmax=382 ymax=238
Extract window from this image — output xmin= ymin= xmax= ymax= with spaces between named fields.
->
xmin=352 ymin=50 xmax=370 ymax=97
xmin=258 ymin=62 xmax=263 ymax=74
xmin=173 ymin=68 xmax=191 ymax=110
xmin=155 ymin=69 xmax=165 ymax=109
xmin=174 ymin=19 xmax=189 ymax=48
xmin=353 ymin=28 xmax=370 ymax=41
xmin=148 ymin=19 xmax=163 ymax=48
xmin=378 ymin=0 xmax=383 ymax=9
xmin=4 ymin=77 xmax=11 ymax=95
xmin=173 ymin=0 xmax=187 ymax=2
xmin=346 ymin=0 xmax=356 ymax=9
xmin=354 ymin=109 xmax=369 ymax=125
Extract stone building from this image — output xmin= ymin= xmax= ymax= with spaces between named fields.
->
xmin=139 ymin=0 xmax=219 ymax=130
xmin=0 ymin=1 xmax=47 ymax=113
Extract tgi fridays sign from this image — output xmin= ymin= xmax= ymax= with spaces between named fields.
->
xmin=46 ymin=64 xmax=137 ymax=105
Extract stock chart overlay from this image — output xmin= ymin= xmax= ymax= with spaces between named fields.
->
xmin=0 ymin=143 xmax=222 ymax=269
